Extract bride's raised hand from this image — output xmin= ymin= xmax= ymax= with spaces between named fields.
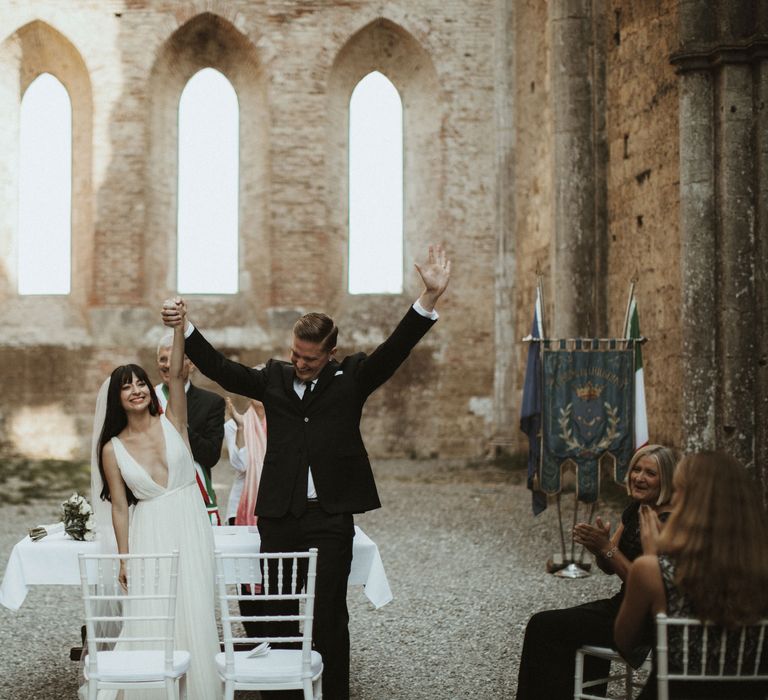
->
xmin=162 ymin=296 xmax=187 ymax=328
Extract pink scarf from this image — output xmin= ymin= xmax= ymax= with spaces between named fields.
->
xmin=235 ymin=406 xmax=267 ymax=526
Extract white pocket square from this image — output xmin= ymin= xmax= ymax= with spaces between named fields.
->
xmin=334 ymin=370 xmax=343 ymax=376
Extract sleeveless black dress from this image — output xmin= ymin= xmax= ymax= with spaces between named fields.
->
xmin=515 ymin=501 xmax=658 ymax=700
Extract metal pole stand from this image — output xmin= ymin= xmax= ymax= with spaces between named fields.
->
xmin=554 ymin=561 xmax=591 ymax=578
xmin=546 ymin=494 xmax=593 ymax=578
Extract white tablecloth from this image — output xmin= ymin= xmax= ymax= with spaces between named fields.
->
xmin=0 ymin=524 xmax=392 ymax=611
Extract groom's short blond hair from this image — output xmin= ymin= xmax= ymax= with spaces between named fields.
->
xmin=293 ymin=313 xmax=337 ymax=351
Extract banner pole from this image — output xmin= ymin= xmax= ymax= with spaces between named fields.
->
xmin=621 ymin=281 xmax=635 ymax=337
xmin=576 ymin=502 xmax=595 ymax=566
xmin=569 ymin=496 xmax=579 ymax=562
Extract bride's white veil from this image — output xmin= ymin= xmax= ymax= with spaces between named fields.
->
xmin=90 ymin=377 xmax=118 ymax=554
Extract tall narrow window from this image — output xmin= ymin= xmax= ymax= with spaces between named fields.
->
xmin=177 ymin=68 xmax=239 ymax=294
xmin=348 ymin=71 xmax=403 ymax=294
xmin=18 ymin=73 xmax=72 ymax=295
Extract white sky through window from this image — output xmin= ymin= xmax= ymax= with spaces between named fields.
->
xmin=18 ymin=73 xmax=72 ymax=295
xmin=348 ymin=71 xmax=403 ymax=294
xmin=177 ymin=67 xmax=239 ymax=294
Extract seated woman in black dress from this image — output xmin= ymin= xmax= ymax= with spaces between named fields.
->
xmin=615 ymin=451 xmax=768 ymax=699
xmin=515 ymin=444 xmax=678 ymax=700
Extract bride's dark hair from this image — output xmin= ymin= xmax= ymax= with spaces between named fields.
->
xmin=97 ymin=364 xmax=160 ymax=504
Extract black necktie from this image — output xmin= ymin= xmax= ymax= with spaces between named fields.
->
xmin=301 ymin=380 xmax=313 ymax=405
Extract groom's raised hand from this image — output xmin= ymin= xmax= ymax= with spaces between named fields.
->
xmin=161 ymin=296 xmax=187 ymax=328
xmin=415 ymin=244 xmax=451 ymax=312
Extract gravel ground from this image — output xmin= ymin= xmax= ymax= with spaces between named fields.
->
xmin=0 ymin=458 xmax=625 ymax=700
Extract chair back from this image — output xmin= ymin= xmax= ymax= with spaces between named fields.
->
xmin=78 ymin=551 xmax=181 ymax=680
xmin=215 ymin=549 xmax=318 ymax=678
xmin=656 ymin=613 xmax=768 ymax=700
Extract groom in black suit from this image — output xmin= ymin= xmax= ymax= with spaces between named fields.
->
xmin=162 ymin=245 xmax=451 ymax=699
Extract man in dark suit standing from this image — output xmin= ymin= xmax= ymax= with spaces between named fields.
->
xmin=156 ymin=336 xmax=226 ymax=524
xmin=162 ymin=245 xmax=451 ymax=699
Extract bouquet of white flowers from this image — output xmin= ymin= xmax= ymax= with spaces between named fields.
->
xmin=61 ymin=493 xmax=96 ymax=541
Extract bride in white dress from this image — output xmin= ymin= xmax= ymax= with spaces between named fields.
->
xmin=92 ymin=321 xmax=221 ymax=699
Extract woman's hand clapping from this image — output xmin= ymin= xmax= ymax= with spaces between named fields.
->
xmin=225 ymin=397 xmax=244 ymax=427
xmin=573 ymin=516 xmax=612 ymax=557
xmin=639 ymin=504 xmax=662 ymax=554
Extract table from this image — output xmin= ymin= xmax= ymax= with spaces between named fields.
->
xmin=0 ymin=524 xmax=392 ymax=610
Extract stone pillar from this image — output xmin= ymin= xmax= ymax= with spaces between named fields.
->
xmin=491 ymin=0 xmax=518 ymax=454
xmin=674 ymin=1 xmax=717 ymax=453
xmin=549 ymin=0 xmax=596 ymax=337
xmin=591 ymin=0 xmax=608 ymax=337
xmin=755 ymin=4 xmax=768 ymax=503
xmin=672 ymin=1 xmax=767 ymax=489
xmin=716 ymin=61 xmax=756 ymax=468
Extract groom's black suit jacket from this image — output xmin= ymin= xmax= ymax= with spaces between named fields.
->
xmin=185 ymin=306 xmax=436 ymax=517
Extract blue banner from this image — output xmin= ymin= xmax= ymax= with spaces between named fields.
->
xmin=540 ymin=347 xmax=634 ymax=503
xmin=520 ymin=294 xmax=547 ymax=515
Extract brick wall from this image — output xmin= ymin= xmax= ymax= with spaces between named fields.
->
xmin=0 ymin=0 xmax=498 ymax=460
xmin=603 ymin=0 xmax=682 ymax=448
xmin=0 ymin=0 xmax=692 ymax=464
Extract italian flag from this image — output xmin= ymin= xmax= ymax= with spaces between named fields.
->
xmin=625 ymin=296 xmax=649 ymax=448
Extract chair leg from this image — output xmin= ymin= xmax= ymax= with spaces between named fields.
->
xmin=164 ymin=676 xmax=176 ymax=700
xmin=574 ymin=649 xmax=585 ymax=699
xmin=224 ymin=680 xmax=235 ymax=700
xmin=179 ymin=673 xmax=187 ymax=700
xmin=624 ymin=660 xmax=633 ymax=700
xmin=88 ymin=680 xmax=98 ymax=700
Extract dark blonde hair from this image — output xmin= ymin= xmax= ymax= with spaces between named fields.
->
xmin=625 ymin=444 xmax=677 ymax=506
xmin=293 ymin=312 xmax=337 ymax=351
xmin=657 ymin=451 xmax=768 ymax=627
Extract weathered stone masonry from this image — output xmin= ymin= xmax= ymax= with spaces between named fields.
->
xmin=0 ymin=1 xmax=765 ymax=501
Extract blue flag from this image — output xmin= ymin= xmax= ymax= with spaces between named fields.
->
xmin=540 ymin=346 xmax=634 ymax=503
xmin=520 ymin=288 xmax=547 ymax=515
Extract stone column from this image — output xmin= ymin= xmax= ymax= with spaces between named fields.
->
xmin=549 ymin=0 xmax=596 ymax=337
xmin=491 ymin=0 xmax=520 ymax=453
xmin=716 ymin=61 xmax=756 ymax=468
xmin=755 ymin=4 xmax=768 ymax=503
xmin=672 ymin=1 xmax=718 ymax=452
xmin=491 ymin=0 xmax=518 ymax=454
xmin=672 ymin=1 xmax=767 ymax=486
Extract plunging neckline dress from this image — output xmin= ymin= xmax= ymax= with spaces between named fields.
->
xmin=109 ymin=414 xmax=221 ymax=699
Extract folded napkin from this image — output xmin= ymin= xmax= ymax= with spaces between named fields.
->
xmin=247 ymin=642 xmax=270 ymax=658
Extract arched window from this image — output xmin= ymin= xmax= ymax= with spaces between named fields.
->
xmin=177 ymin=68 xmax=239 ymax=294
xmin=18 ymin=73 xmax=72 ymax=295
xmin=348 ymin=71 xmax=403 ymax=294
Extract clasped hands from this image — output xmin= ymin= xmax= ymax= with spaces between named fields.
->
xmin=161 ymin=296 xmax=187 ymax=328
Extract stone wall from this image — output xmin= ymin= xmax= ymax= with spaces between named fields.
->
xmin=0 ymin=1 xmax=764 ymax=499
xmin=603 ymin=1 xmax=682 ymax=449
xmin=0 ymin=0 xmax=498 ymax=461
